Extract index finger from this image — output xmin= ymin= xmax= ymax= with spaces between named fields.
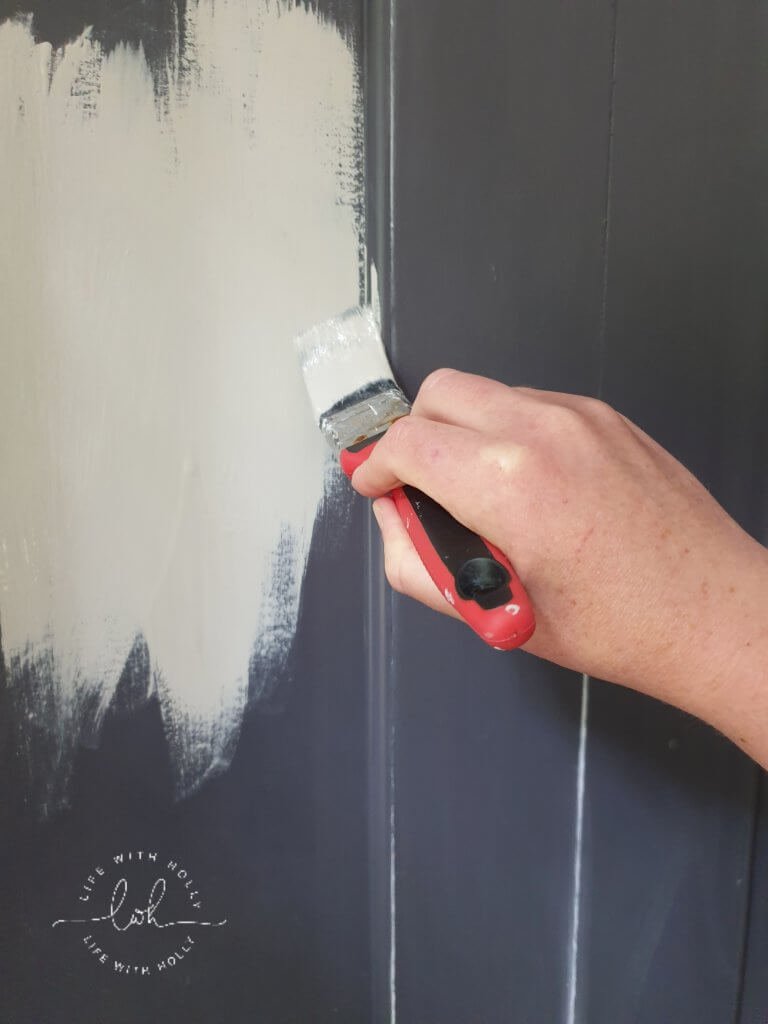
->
xmin=411 ymin=368 xmax=525 ymax=431
xmin=350 ymin=415 xmax=526 ymax=545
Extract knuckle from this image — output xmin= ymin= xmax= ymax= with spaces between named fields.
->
xmin=384 ymin=414 xmax=416 ymax=449
xmin=420 ymin=367 xmax=458 ymax=395
xmin=542 ymin=402 xmax=584 ymax=433
xmin=540 ymin=396 xmax=621 ymax=435
xmin=580 ymin=396 xmax=620 ymax=424
xmin=416 ymin=367 xmax=484 ymax=409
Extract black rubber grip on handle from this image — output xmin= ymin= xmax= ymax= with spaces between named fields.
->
xmin=402 ymin=486 xmax=513 ymax=610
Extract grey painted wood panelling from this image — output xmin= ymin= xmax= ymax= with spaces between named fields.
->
xmin=381 ymin=1 xmax=768 ymax=1022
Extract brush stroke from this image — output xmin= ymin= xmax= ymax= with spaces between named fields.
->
xmin=0 ymin=0 xmax=362 ymax=814
xmin=0 ymin=0 xmax=188 ymax=97
xmin=0 ymin=0 xmax=361 ymax=99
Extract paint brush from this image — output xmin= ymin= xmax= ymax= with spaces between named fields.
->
xmin=295 ymin=306 xmax=535 ymax=650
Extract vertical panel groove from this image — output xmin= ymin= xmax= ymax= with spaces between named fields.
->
xmin=365 ymin=1 xmax=396 ymax=1020
xmin=385 ymin=5 xmax=397 ymax=1020
xmin=569 ymin=5 xmax=618 ymax=1018
xmin=386 ymin=4 xmax=397 ymax=1019
xmin=597 ymin=0 xmax=620 ymax=399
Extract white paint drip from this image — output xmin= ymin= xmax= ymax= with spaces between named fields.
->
xmin=565 ymin=673 xmax=590 ymax=1024
xmin=0 ymin=1 xmax=362 ymax=811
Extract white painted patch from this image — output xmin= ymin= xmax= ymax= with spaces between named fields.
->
xmin=0 ymin=1 xmax=362 ymax=811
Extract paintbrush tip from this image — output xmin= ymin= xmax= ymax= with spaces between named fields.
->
xmin=294 ymin=305 xmax=397 ymax=423
xmin=294 ymin=305 xmax=377 ymax=366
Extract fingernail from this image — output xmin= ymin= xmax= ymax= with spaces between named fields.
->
xmin=371 ymin=500 xmax=384 ymax=527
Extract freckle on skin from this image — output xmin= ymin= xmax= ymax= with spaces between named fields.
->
xmin=575 ymin=525 xmax=595 ymax=555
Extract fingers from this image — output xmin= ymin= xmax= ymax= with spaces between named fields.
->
xmin=351 ymin=415 xmax=526 ymax=543
xmin=410 ymin=370 xmax=633 ymax=445
xmin=372 ymin=498 xmax=462 ymax=620
xmin=411 ymin=368 xmax=522 ymax=431
xmin=352 ymin=416 xmax=476 ymax=497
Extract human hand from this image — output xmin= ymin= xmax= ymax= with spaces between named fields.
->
xmin=351 ymin=369 xmax=768 ymax=764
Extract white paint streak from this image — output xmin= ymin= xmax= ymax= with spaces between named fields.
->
xmin=0 ymin=1 xmax=361 ymax=810
xmin=565 ymin=673 xmax=590 ymax=1024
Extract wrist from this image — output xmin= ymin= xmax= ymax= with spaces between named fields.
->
xmin=661 ymin=535 xmax=768 ymax=764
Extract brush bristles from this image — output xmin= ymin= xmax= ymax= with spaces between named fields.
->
xmin=294 ymin=305 xmax=398 ymax=422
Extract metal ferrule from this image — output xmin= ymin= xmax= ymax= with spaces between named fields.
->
xmin=319 ymin=386 xmax=412 ymax=454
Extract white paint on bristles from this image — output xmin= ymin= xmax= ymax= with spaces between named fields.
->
xmin=295 ymin=305 xmax=396 ymax=422
xmin=0 ymin=0 xmax=362 ymax=812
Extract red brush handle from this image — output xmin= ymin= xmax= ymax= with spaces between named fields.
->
xmin=340 ymin=439 xmax=535 ymax=650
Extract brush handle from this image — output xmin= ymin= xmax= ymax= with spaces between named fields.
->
xmin=340 ymin=440 xmax=535 ymax=650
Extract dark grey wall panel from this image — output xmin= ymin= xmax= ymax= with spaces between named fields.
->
xmin=579 ymin=689 xmax=757 ymax=1023
xmin=390 ymin=2 xmax=615 ymax=398
xmin=383 ymin=1 xmax=768 ymax=1022
xmin=387 ymin=3 xmax=615 ymax=1021
xmin=739 ymin=775 xmax=768 ymax=1023
xmin=572 ymin=1 xmax=768 ymax=1021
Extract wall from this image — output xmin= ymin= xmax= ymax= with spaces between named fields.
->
xmin=1 ymin=0 xmax=768 ymax=1022
xmin=384 ymin=3 xmax=768 ymax=1022
xmin=0 ymin=2 xmax=372 ymax=1020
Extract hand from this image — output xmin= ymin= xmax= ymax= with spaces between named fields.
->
xmin=351 ymin=369 xmax=768 ymax=765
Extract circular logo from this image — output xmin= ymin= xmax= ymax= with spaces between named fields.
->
xmin=52 ymin=849 xmax=228 ymax=976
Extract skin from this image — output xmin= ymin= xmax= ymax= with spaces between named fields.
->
xmin=351 ymin=368 xmax=768 ymax=768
